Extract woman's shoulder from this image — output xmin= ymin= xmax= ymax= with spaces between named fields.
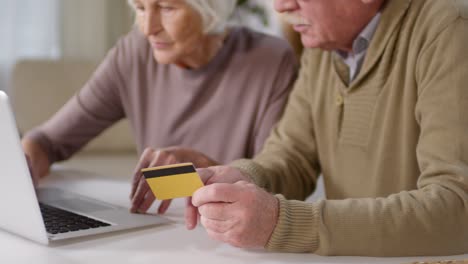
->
xmin=222 ymin=27 xmax=298 ymax=96
xmin=121 ymin=27 xmax=149 ymax=45
xmin=110 ymin=27 xmax=152 ymax=62
xmin=223 ymin=27 xmax=298 ymax=81
xmin=227 ymin=27 xmax=295 ymax=59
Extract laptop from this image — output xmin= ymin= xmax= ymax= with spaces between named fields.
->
xmin=0 ymin=91 xmax=168 ymax=245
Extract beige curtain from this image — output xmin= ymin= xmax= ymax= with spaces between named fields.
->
xmin=0 ymin=0 xmax=61 ymax=93
xmin=61 ymin=0 xmax=133 ymax=60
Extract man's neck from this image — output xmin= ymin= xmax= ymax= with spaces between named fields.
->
xmin=335 ymin=12 xmax=382 ymax=83
xmin=337 ymin=0 xmax=385 ymax=53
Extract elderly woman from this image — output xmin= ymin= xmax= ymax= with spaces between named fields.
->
xmin=22 ymin=0 xmax=297 ymax=214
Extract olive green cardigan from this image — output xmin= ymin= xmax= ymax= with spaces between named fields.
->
xmin=232 ymin=0 xmax=468 ymax=256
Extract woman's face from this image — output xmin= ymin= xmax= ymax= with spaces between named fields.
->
xmin=132 ymin=0 xmax=205 ymax=65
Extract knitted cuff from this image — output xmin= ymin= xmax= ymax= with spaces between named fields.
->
xmin=229 ymin=159 xmax=270 ymax=189
xmin=266 ymin=194 xmax=321 ymax=253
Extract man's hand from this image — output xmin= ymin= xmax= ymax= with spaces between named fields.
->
xmin=21 ymin=138 xmax=51 ymax=187
xmin=192 ymin=181 xmax=279 ymax=249
xmin=184 ymin=166 xmax=253 ymax=229
xmin=130 ymin=146 xmax=219 ymax=214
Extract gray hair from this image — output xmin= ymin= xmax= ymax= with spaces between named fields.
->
xmin=127 ymin=0 xmax=237 ymax=34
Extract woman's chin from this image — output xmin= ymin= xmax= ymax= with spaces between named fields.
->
xmin=152 ymin=53 xmax=176 ymax=65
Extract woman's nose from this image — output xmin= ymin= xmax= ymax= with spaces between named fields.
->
xmin=274 ymin=0 xmax=300 ymax=13
xmin=142 ymin=10 xmax=161 ymax=36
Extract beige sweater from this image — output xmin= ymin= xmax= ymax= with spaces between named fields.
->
xmin=232 ymin=0 xmax=468 ymax=256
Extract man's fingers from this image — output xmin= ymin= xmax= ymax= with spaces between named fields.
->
xmin=200 ymin=216 xmax=236 ymax=234
xmin=196 ymin=168 xmax=215 ymax=184
xmin=185 ymin=197 xmax=199 ymax=230
xmin=198 ymin=203 xmax=235 ymax=220
xmin=158 ymin=199 xmax=172 ymax=214
xmin=192 ymin=183 xmax=243 ymax=207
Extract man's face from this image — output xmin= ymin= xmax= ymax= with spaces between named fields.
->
xmin=275 ymin=0 xmax=353 ymax=50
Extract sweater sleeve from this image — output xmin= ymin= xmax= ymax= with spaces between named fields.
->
xmin=24 ymin=37 xmax=128 ymax=163
xmin=232 ymin=49 xmax=321 ymax=202
xmin=232 ymin=19 xmax=468 ymax=256
xmin=252 ymin=49 xmax=298 ymax=155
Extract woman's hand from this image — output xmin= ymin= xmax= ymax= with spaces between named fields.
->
xmin=21 ymin=138 xmax=51 ymax=187
xmin=129 ymin=146 xmax=219 ymax=214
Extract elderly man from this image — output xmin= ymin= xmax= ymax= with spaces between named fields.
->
xmin=183 ymin=0 xmax=468 ymax=257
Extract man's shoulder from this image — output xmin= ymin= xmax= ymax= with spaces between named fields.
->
xmin=412 ymin=0 xmax=468 ymax=22
xmin=402 ymin=0 xmax=468 ymax=49
xmin=450 ymin=0 xmax=468 ymax=19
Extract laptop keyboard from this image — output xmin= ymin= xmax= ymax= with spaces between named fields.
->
xmin=39 ymin=203 xmax=111 ymax=234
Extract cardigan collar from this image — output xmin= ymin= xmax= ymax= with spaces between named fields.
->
xmin=350 ymin=0 xmax=412 ymax=87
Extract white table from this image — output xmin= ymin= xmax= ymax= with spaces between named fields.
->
xmin=0 ymin=154 xmax=466 ymax=264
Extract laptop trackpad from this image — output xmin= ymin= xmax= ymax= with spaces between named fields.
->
xmin=50 ymin=198 xmax=116 ymax=213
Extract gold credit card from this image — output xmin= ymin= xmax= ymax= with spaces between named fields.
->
xmin=142 ymin=163 xmax=204 ymax=200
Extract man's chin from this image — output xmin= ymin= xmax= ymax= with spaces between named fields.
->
xmin=300 ymin=36 xmax=320 ymax=49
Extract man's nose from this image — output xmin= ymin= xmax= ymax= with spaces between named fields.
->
xmin=274 ymin=0 xmax=299 ymax=13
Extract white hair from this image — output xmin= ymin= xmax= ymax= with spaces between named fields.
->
xmin=127 ymin=0 xmax=237 ymax=35
xmin=186 ymin=0 xmax=237 ymax=34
